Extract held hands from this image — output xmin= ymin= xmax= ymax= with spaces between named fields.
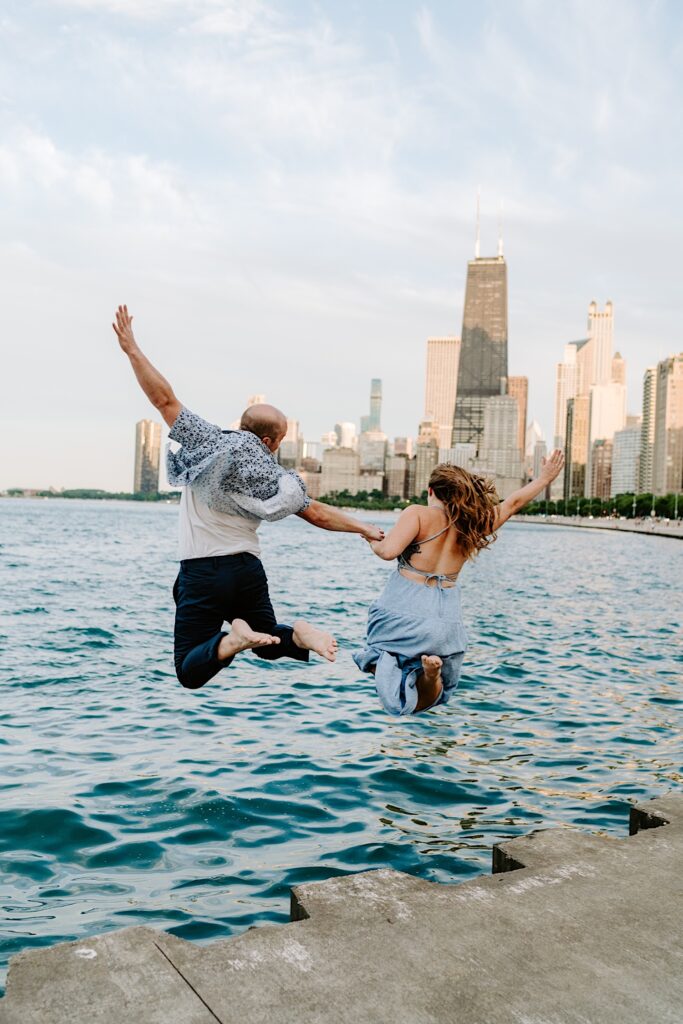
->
xmin=540 ymin=449 xmax=565 ymax=483
xmin=112 ymin=305 xmax=137 ymax=354
xmin=361 ymin=524 xmax=385 ymax=543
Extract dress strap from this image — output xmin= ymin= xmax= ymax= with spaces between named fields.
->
xmin=415 ymin=521 xmax=453 ymax=546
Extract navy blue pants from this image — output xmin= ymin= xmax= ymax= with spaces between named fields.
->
xmin=173 ymin=553 xmax=308 ymax=690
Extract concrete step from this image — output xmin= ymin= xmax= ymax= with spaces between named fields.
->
xmin=1 ymin=795 xmax=681 ymax=1024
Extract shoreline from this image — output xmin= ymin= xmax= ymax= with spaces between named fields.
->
xmin=511 ymin=513 xmax=683 ymax=539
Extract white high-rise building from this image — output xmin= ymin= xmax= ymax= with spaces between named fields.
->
xmin=611 ymin=423 xmax=642 ymax=497
xmin=587 ymin=382 xmax=626 ymax=496
xmin=588 ymin=300 xmax=614 ymax=386
xmin=589 ymin=382 xmax=627 ymax=444
xmin=334 ymin=422 xmax=357 ymax=450
xmin=424 ymin=337 xmax=461 ymax=450
xmin=552 ymin=340 xmax=588 ymax=497
xmin=321 ymin=431 xmax=338 ymax=450
xmin=481 ymin=396 xmax=523 ymax=481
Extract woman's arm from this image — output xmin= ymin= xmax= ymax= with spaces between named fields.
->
xmin=112 ymin=305 xmax=182 ymax=428
xmin=493 ymin=450 xmax=565 ymax=531
xmin=364 ymin=505 xmax=422 ymax=561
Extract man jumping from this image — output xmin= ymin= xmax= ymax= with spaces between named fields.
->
xmin=112 ymin=305 xmax=383 ymax=690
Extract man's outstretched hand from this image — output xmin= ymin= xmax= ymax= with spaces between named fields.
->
xmin=112 ymin=305 xmax=137 ymax=354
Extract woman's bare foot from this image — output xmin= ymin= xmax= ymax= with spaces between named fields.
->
xmin=415 ymin=655 xmax=443 ymax=712
xmin=292 ymin=619 xmax=338 ymax=662
xmin=218 ymin=619 xmax=280 ymax=661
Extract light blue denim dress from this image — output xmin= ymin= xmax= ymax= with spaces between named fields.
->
xmin=353 ymin=525 xmax=468 ymax=716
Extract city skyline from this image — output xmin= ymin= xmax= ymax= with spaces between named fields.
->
xmin=2 ymin=1 xmax=679 ymax=491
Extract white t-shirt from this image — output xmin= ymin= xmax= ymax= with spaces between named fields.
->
xmin=178 ymin=486 xmax=261 ymax=560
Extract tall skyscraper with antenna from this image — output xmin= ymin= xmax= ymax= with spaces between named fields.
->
xmin=452 ymin=196 xmax=508 ymax=448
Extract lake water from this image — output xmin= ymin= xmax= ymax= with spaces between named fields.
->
xmin=0 ymin=499 xmax=680 ymax=992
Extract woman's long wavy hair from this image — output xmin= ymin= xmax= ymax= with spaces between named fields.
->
xmin=428 ymin=463 xmax=499 ymax=560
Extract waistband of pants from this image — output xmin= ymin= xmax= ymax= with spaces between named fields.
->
xmin=179 ymin=552 xmax=260 ymax=570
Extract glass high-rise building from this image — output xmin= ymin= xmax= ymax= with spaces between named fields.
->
xmin=361 ymin=378 xmax=382 ymax=434
xmin=452 ymin=254 xmax=508 ymax=448
xmin=134 ymin=419 xmax=161 ymax=494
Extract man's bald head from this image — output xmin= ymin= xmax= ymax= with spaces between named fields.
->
xmin=240 ymin=404 xmax=288 ymax=452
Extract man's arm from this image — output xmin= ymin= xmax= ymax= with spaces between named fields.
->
xmin=297 ymin=500 xmax=384 ymax=542
xmin=493 ymin=449 xmax=565 ymax=531
xmin=112 ymin=305 xmax=182 ymax=428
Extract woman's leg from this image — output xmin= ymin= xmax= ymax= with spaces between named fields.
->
xmin=414 ymin=656 xmax=444 ymax=712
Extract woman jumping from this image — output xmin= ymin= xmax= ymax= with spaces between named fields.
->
xmin=354 ymin=451 xmax=565 ymax=716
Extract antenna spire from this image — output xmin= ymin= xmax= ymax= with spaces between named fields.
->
xmin=475 ymin=187 xmax=481 ymax=259
xmin=497 ymin=199 xmax=503 ymax=257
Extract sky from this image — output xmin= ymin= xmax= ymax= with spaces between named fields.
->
xmin=1 ymin=0 xmax=680 ymax=490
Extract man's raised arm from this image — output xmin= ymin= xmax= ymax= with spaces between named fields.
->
xmin=112 ymin=305 xmax=182 ymax=428
xmin=298 ymin=500 xmax=384 ymax=542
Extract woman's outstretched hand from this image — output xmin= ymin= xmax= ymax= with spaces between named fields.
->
xmin=540 ymin=449 xmax=565 ymax=483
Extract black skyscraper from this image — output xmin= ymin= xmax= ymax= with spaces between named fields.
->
xmin=452 ymin=253 xmax=508 ymax=448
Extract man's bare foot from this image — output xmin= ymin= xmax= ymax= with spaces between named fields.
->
xmin=292 ymin=619 xmax=338 ymax=662
xmin=415 ymin=655 xmax=443 ymax=712
xmin=217 ymin=619 xmax=280 ymax=661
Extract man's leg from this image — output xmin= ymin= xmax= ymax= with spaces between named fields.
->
xmin=173 ymin=558 xmax=278 ymax=689
xmin=229 ymin=554 xmax=335 ymax=663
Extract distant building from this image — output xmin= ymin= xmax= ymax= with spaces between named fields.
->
xmin=414 ymin=442 xmax=439 ymax=497
xmin=334 ymin=422 xmax=357 ymax=450
xmin=590 ymin=439 xmax=613 ymax=501
xmin=452 ymin=237 xmax=508 ymax=449
xmin=134 ymin=419 xmax=161 ymax=494
xmin=358 ymin=431 xmax=387 ymax=472
xmin=360 ymin=379 xmax=382 ymax=434
xmin=299 ymin=470 xmax=322 ymax=500
xmin=611 ymin=352 xmax=626 ymax=385
xmin=506 ymin=375 xmax=528 ymax=455
xmin=417 ymin=419 xmax=440 ymax=446
xmin=393 ymin=436 xmax=413 ymax=457
xmin=480 ymin=395 xmax=523 ymax=481
xmin=452 ymin=443 xmax=477 ymax=469
xmin=638 ymin=367 xmax=658 ymax=493
xmin=279 ymin=418 xmax=303 ymax=469
xmin=565 ymin=394 xmax=590 ymax=499
xmin=321 ymin=431 xmax=338 ymax=450
xmin=554 ymin=342 xmax=584 ymax=449
xmin=587 ymin=380 xmax=626 ymax=496
xmin=653 ymin=353 xmax=683 ymax=495
xmin=587 ymin=300 xmax=614 ymax=386
xmin=611 ymin=423 xmax=641 ymax=497
xmin=385 ymin=454 xmax=409 ymax=500
xmin=424 ymin=337 xmax=460 ymax=450
xmin=533 ymin=440 xmax=547 ymax=480
xmin=320 ymin=448 xmax=360 ymax=496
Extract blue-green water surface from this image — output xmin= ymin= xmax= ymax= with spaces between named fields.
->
xmin=0 ymin=499 xmax=681 ymax=992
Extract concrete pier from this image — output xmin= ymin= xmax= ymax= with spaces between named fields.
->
xmin=513 ymin=513 xmax=683 ymax=539
xmin=1 ymin=795 xmax=682 ymax=1023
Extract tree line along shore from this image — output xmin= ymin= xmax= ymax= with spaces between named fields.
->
xmin=3 ymin=487 xmax=681 ymax=520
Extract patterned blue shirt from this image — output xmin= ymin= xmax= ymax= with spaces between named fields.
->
xmin=166 ymin=407 xmax=310 ymax=522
